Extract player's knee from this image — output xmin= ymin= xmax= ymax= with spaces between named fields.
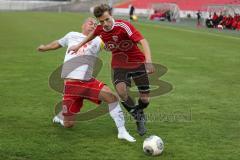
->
xmin=100 ymin=86 xmax=118 ymax=103
xmin=115 ymin=82 xmax=128 ymax=101
xmin=140 ymin=93 xmax=150 ymax=103
xmin=118 ymin=92 xmax=128 ymax=101
xmin=104 ymin=93 xmax=118 ymax=103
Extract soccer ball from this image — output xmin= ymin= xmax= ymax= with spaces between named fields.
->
xmin=143 ymin=135 xmax=164 ymax=156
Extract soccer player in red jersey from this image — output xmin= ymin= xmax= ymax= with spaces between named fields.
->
xmin=69 ymin=4 xmax=155 ymax=136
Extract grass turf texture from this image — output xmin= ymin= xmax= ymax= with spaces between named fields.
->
xmin=0 ymin=12 xmax=240 ymax=160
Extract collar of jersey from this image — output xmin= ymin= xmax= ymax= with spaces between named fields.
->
xmin=103 ymin=18 xmax=115 ymax=32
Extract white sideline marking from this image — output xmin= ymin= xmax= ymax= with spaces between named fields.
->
xmin=138 ymin=23 xmax=240 ymax=40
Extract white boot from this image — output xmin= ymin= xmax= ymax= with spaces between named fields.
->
xmin=117 ymin=126 xmax=136 ymax=142
xmin=53 ymin=115 xmax=64 ymax=126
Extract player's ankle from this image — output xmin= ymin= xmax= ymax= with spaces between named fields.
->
xmin=118 ymin=126 xmax=127 ymax=134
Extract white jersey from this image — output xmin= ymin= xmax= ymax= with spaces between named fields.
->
xmin=58 ymin=32 xmax=102 ymax=80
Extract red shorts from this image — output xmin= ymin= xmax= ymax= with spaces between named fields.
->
xmin=62 ymin=78 xmax=105 ymax=116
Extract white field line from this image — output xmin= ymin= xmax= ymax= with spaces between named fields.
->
xmin=139 ymin=23 xmax=240 ymax=40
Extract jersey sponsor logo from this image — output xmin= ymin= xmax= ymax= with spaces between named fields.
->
xmin=105 ymin=41 xmax=117 ymax=51
xmin=105 ymin=40 xmax=133 ymax=51
xmin=118 ymin=40 xmax=133 ymax=51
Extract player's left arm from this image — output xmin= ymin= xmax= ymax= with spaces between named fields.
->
xmin=139 ymin=39 xmax=152 ymax=63
xmin=139 ymin=39 xmax=155 ymax=74
xmin=124 ymin=20 xmax=155 ymax=74
xmin=37 ymin=40 xmax=62 ymax=52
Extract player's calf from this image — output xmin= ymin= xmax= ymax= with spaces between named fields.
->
xmin=98 ymin=86 xmax=118 ymax=103
xmin=115 ymin=82 xmax=138 ymax=113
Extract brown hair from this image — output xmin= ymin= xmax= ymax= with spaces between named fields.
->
xmin=93 ymin=4 xmax=112 ymax=18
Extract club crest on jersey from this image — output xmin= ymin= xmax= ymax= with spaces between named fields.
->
xmin=112 ymin=36 xmax=118 ymax=42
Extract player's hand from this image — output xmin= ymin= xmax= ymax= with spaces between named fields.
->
xmin=68 ymin=44 xmax=80 ymax=54
xmin=145 ymin=63 xmax=155 ymax=74
xmin=37 ymin=45 xmax=46 ymax=52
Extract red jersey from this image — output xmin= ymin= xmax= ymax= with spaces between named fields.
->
xmin=93 ymin=19 xmax=145 ymax=69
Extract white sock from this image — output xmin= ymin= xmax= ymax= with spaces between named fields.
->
xmin=108 ymin=101 xmax=127 ymax=134
xmin=57 ymin=111 xmax=63 ymax=120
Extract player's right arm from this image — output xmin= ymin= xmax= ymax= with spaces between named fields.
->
xmin=68 ymin=31 xmax=96 ymax=54
xmin=37 ymin=40 xmax=62 ymax=52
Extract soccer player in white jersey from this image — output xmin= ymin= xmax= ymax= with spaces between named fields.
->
xmin=37 ymin=17 xmax=135 ymax=142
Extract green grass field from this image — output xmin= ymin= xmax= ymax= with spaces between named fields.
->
xmin=0 ymin=12 xmax=240 ymax=160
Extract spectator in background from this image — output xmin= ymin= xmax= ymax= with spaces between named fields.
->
xmin=196 ymin=10 xmax=202 ymax=26
xmin=129 ymin=4 xmax=135 ymax=21
xmin=236 ymin=19 xmax=240 ymax=30
xmin=212 ymin=12 xmax=219 ymax=27
xmin=226 ymin=15 xmax=233 ymax=29
xmin=231 ymin=14 xmax=238 ymax=29
xmin=231 ymin=13 xmax=239 ymax=30
xmin=220 ymin=14 xmax=227 ymax=26
xmin=236 ymin=14 xmax=240 ymax=30
xmin=166 ymin=10 xmax=171 ymax=22
xmin=217 ymin=12 xmax=224 ymax=25
xmin=206 ymin=13 xmax=214 ymax=28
